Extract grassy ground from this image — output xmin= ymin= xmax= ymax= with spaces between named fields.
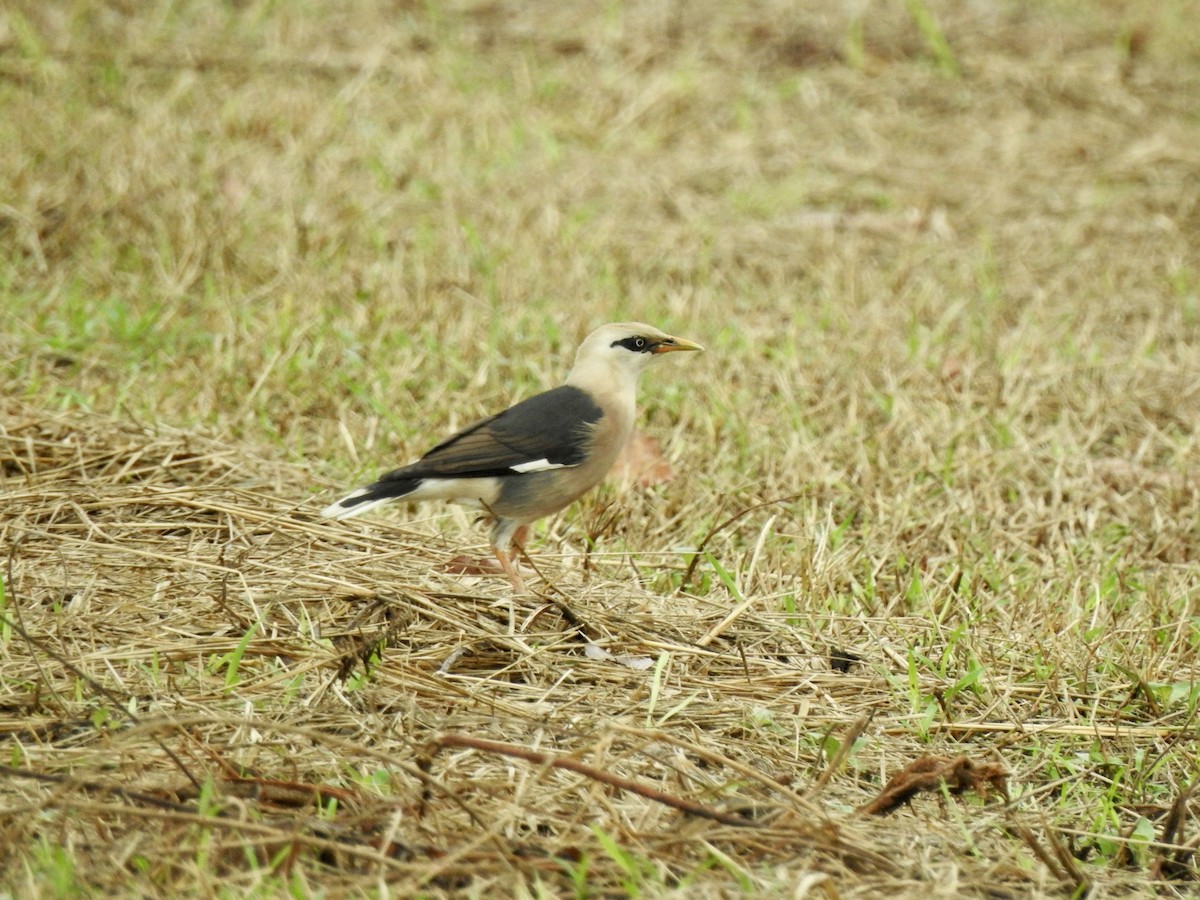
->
xmin=3 ymin=0 xmax=1200 ymax=895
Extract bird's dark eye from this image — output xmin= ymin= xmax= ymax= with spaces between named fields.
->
xmin=610 ymin=336 xmax=654 ymax=352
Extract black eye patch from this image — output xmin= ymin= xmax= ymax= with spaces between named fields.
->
xmin=611 ymin=336 xmax=655 ymax=353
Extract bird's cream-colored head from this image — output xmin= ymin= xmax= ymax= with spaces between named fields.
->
xmin=566 ymin=322 xmax=703 ymax=391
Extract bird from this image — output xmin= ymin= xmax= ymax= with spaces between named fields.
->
xmin=321 ymin=322 xmax=703 ymax=589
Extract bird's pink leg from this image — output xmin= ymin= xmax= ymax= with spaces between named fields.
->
xmin=493 ymin=546 xmax=527 ymax=591
xmin=512 ymin=524 xmax=530 ymax=550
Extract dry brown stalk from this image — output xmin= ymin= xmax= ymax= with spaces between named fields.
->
xmin=610 ymin=724 xmax=827 ymax=818
xmin=677 ymin=496 xmax=799 ymax=594
xmin=1151 ymin=785 xmax=1199 ymax=883
xmin=434 ymin=732 xmax=758 ymax=829
xmin=806 ymin=712 xmax=874 ymax=800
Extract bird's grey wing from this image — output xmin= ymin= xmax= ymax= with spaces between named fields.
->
xmin=383 ymin=385 xmax=604 ymax=482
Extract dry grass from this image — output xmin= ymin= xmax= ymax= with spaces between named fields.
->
xmin=3 ymin=0 xmax=1200 ymax=895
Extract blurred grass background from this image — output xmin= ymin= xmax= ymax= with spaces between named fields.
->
xmin=6 ymin=1 xmax=1196 ymax=452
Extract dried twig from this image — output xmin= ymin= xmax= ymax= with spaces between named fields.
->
xmin=677 ymin=496 xmax=799 ymax=593
xmin=434 ymin=733 xmax=758 ymax=828
xmin=806 ymin=712 xmax=873 ymax=799
xmin=610 ymin=724 xmax=828 ymax=819
xmin=1012 ymin=820 xmax=1079 ymax=890
xmin=1151 ymin=782 xmax=1198 ymax=882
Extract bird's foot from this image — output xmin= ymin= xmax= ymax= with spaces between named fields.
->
xmin=441 ymin=555 xmax=505 ymax=576
xmin=440 ymin=553 xmax=529 ymax=592
xmin=493 ymin=548 xmax=528 ymax=592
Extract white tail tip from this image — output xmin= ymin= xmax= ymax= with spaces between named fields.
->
xmin=320 ymin=489 xmax=393 ymax=520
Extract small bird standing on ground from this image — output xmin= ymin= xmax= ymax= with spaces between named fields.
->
xmin=322 ymin=322 xmax=703 ymax=589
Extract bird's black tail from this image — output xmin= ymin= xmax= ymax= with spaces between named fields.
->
xmin=320 ymin=475 xmax=421 ymax=520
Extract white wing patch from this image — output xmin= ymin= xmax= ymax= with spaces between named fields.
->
xmin=509 ymin=458 xmax=575 ymax=474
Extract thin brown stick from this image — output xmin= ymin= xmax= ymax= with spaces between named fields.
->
xmin=883 ymin=721 xmax=1197 ymax=739
xmin=30 ymin=798 xmax=412 ymax=872
xmin=1011 ymin=821 xmax=1073 ymax=886
xmin=610 ymin=724 xmax=828 ymax=819
xmin=0 ymin=764 xmax=198 ymax=813
xmin=2 ymin=757 xmax=354 ymax=817
xmin=1042 ymin=816 xmax=1092 ymax=895
xmin=511 ymin=544 xmax=592 ymax=634
xmin=434 ymin=733 xmax=758 ymax=828
xmin=1150 ymin=775 xmax=1198 ymax=880
xmin=806 ymin=712 xmax=873 ymax=799
xmin=677 ymin=495 xmax=799 ymax=593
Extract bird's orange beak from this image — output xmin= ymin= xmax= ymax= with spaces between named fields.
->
xmin=652 ymin=336 xmax=704 ymax=354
